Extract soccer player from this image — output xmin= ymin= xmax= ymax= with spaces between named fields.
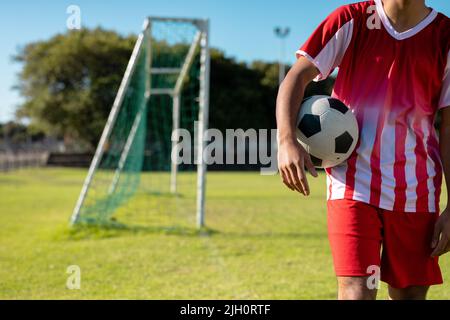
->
xmin=276 ymin=0 xmax=449 ymax=300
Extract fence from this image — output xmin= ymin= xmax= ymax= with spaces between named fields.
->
xmin=0 ymin=152 xmax=49 ymax=172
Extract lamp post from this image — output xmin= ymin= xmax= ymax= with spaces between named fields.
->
xmin=274 ymin=27 xmax=290 ymax=85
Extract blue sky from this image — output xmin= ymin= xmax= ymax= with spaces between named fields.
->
xmin=1 ymin=0 xmax=449 ymax=122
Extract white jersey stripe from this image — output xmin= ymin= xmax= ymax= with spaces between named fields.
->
xmin=422 ymin=120 xmax=437 ymax=212
xmin=296 ymin=19 xmax=354 ymax=82
xmin=351 ymin=107 xmax=379 ymax=204
xmin=403 ymin=116 xmax=418 ymax=212
xmin=439 ymin=50 xmax=450 ymax=109
xmin=326 ymin=174 xmax=332 ymax=200
xmin=379 ymin=120 xmax=397 ymax=211
xmin=329 ymin=163 xmax=348 ymax=200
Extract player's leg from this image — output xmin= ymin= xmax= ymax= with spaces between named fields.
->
xmin=338 ymin=277 xmax=377 ymax=300
xmin=388 ymin=285 xmax=429 ymax=300
xmin=380 ymin=210 xmax=443 ymax=299
xmin=327 ymin=199 xmax=383 ymax=300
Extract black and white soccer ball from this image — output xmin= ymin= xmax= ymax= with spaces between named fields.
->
xmin=296 ymin=95 xmax=358 ymax=169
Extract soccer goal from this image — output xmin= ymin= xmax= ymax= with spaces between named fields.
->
xmin=70 ymin=17 xmax=210 ymax=229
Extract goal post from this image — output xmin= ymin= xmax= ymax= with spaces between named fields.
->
xmin=197 ymin=22 xmax=210 ymax=229
xmin=70 ymin=17 xmax=210 ymax=229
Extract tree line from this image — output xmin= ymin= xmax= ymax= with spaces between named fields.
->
xmin=11 ymin=27 xmax=334 ymax=151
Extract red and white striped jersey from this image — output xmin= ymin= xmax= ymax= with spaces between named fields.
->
xmin=297 ymin=0 xmax=450 ymax=212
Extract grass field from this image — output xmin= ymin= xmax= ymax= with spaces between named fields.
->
xmin=0 ymin=168 xmax=449 ymax=299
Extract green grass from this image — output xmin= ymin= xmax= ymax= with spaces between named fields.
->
xmin=0 ymin=168 xmax=449 ymax=299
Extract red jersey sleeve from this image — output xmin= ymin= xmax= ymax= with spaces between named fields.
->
xmin=297 ymin=5 xmax=355 ymax=81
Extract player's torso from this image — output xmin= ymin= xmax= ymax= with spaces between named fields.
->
xmin=327 ymin=3 xmax=449 ymax=212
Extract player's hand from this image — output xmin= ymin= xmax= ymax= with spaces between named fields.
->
xmin=278 ymin=139 xmax=318 ymax=196
xmin=431 ymin=207 xmax=450 ymax=257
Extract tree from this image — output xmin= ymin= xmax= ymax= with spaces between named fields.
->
xmin=0 ymin=121 xmax=46 ymax=147
xmin=209 ymin=51 xmax=278 ymax=131
xmin=14 ymin=28 xmax=136 ymax=149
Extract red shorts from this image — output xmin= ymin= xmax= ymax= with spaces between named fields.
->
xmin=327 ymin=199 xmax=443 ymax=289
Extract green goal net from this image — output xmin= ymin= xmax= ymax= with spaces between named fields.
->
xmin=71 ymin=18 xmax=210 ymax=229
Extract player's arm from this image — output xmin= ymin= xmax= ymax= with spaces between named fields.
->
xmin=432 ymin=106 xmax=450 ymax=257
xmin=276 ymin=57 xmax=319 ymax=196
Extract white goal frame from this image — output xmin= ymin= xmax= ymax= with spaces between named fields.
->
xmin=70 ymin=17 xmax=210 ymax=229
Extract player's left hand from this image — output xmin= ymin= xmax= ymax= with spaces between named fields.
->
xmin=431 ymin=207 xmax=450 ymax=257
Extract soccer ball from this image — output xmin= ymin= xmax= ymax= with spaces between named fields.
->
xmin=296 ymin=95 xmax=358 ymax=169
